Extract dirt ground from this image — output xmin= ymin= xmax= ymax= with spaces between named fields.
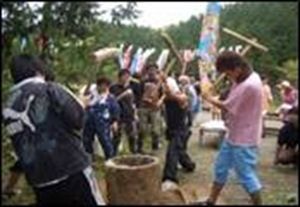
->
xmin=2 ymin=111 xmax=298 ymax=205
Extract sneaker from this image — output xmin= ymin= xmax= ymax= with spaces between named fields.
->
xmin=161 ymin=180 xmax=179 ymax=192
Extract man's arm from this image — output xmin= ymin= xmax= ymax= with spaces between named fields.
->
xmin=202 ymin=93 xmax=227 ymax=112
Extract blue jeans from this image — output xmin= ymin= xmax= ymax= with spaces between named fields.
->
xmin=83 ymin=106 xmax=115 ymax=160
xmin=214 ymin=139 xmax=262 ymax=194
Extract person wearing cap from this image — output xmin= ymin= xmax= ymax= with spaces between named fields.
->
xmin=137 ymin=63 xmax=164 ymax=153
xmin=2 ymin=54 xmax=105 ymax=205
xmin=110 ymin=69 xmax=141 ymax=154
xmin=178 ymin=75 xmax=199 ymax=127
xmin=161 ymin=74 xmax=196 ymax=192
xmin=82 ymin=76 xmax=120 ymax=160
xmin=276 ymin=80 xmax=297 ymax=120
xmin=197 ymin=51 xmax=263 ymax=205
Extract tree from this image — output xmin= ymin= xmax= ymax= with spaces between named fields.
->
xmin=110 ymin=2 xmax=141 ymax=26
xmin=277 ymin=59 xmax=298 ymax=85
xmin=36 ymin=2 xmax=102 ymax=38
xmin=2 ymin=2 xmax=36 ymax=55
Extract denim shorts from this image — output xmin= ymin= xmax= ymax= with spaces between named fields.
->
xmin=214 ymin=139 xmax=262 ymax=194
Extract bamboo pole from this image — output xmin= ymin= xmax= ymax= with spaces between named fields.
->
xmin=160 ymin=32 xmax=184 ymax=67
xmin=222 ymin=27 xmax=268 ymax=52
xmin=165 ymin=58 xmax=177 ymax=75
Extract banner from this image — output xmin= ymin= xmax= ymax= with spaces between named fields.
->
xmin=197 ymin=2 xmax=222 ymax=74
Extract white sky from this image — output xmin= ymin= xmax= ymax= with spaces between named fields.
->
xmin=100 ymin=2 xmax=236 ymax=29
xmin=27 ymin=2 xmax=236 ymax=29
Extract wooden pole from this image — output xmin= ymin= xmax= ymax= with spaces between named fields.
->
xmin=181 ymin=62 xmax=187 ymax=75
xmin=222 ymin=27 xmax=268 ymax=52
xmin=240 ymin=38 xmax=257 ymax=56
xmin=165 ymin=58 xmax=177 ymax=75
xmin=161 ymin=32 xmax=184 ymax=67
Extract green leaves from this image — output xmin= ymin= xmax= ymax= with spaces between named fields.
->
xmin=110 ymin=2 xmax=141 ymax=26
xmin=276 ymin=59 xmax=298 ymax=84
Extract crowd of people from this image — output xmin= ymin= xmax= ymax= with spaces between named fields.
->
xmin=2 ymin=51 xmax=298 ymax=205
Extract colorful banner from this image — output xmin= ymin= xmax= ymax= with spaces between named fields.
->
xmin=197 ymin=2 xmax=221 ymax=65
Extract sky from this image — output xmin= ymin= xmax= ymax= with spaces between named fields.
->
xmin=100 ymin=2 xmax=236 ymax=29
xmin=27 ymin=2 xmax=236 ymax=29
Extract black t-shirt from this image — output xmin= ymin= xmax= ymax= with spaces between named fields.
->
xmin=164 ymin=99 xmax=187 ymax=130
xmin=110 ymin=81 xmax=140 ymax=121
xmin=130 ymin=80 xmax=143 ymax=108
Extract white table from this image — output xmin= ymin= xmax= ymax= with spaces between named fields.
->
xmin=199 ymin=120 xmax=227 ymax=146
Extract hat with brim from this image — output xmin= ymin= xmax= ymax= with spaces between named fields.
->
xmin=280 ymin=80 xmax=291 ymax=88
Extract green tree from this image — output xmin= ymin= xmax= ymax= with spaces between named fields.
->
xmin=277 ymin=59 xmax=298 ymax=85
xmin=110 ymin=2 xmax=141 ymax=26
xmin=2 ymin=2 xmax=36 ymax=55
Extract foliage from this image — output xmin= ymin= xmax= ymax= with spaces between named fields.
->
xmin=276 ymin=59 xmax=298 ymax=85
xmin=1 ymin=2 xmax=298 ymax=97
xmin=110 ymin=2 xmax=141 ymax=26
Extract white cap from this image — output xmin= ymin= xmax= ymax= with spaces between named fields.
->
xmin=166 ymin=77 xmax=180 ymax=94
xmin=281 ymin=80 xmax=291 ymax=88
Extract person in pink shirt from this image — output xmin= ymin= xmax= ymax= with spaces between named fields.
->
xmin=195 ymin=51 xmax=263 ymax=205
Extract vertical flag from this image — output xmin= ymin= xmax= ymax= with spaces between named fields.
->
xmin=197 ymin=2 xmax=222 ymax=76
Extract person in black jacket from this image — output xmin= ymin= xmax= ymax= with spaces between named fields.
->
xmin=110 ymin=69 xmax=140 ymax=154
xmin=2 ymin=60 xmax=56 ymax=200
xmin=2 ymin=54 xmax=105 ymax=205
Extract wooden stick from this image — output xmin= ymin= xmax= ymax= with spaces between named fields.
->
xmin=213 ymin=73 xmax=226 ymax=91
xmin=161 ymin=32 xmax=184 ymax=67
xmin=222 ymin=27 xmax=268 ymax=52
xmin=165 ymin=58 xmax=177 ymax=75
xmin=181 ymin=62 xmax=188 ymax=75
